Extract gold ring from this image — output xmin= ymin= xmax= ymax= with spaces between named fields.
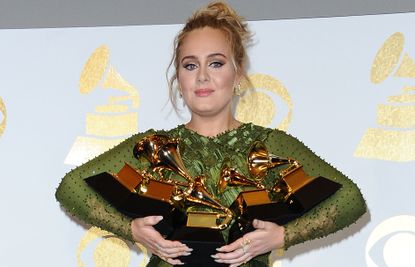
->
xmin=242 ymin=238 xmax=251 ymax=246
xmin=242 ymin=245 xmax=247 ymax=254
xmin=240 ymin=238 xmax=251 ymax=254
xmin=240 ymin=242 xmax=245 ymax=254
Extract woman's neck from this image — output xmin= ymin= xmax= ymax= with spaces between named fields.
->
xmin=185 ymin=115 xmax=241 ymax=137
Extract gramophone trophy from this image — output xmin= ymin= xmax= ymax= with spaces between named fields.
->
xmin=227 ymin=141 xmax=342 ymax=242
xmin=217 ymin=158 xmax=265 ymax=194
xmin=84 ymin=162 xmax=186 ymax=237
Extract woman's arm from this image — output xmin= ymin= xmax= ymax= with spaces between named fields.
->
xmin=265 ymin=130 xmax=367 ymax=249
xmin=55 ymin=130 xmax=154 ymax=241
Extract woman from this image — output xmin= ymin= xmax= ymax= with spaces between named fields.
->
xmin=56 ymin=2 xmax=366 ymax=266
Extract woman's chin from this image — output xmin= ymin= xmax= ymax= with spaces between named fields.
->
xmin=190 ymin=107 xmax=224 ymax=118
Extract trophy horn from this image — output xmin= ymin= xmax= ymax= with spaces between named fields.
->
xmin=133 ymin=134 xmax=193 ymax=185
xmin=154 ymin=140 xmax=194 ymax=183
xmin=217 ymin=159 xmax=264 ymax=194
xmin=248 ymin=141 xmax=291 ymax=179
xmin=133 ymin=134 xmax=169 ymax=164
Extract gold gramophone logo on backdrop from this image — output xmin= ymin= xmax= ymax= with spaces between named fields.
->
xmin=0 ymin=97 xmax=6 ymax=137
xmin=354 ymin=32 xmax=415 ymax=162
xmin=236 ymin=73 xmax=293 ymax=130
xmin=77 ymin=226 xmax=148 ymax=267
xmin=65 ymin=45 xmax=140 ymax=166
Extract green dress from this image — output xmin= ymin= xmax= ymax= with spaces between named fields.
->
xmin=55 ymin=123 xmax=366 ymax=266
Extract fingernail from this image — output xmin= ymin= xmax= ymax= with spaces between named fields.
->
xmin=214 ymin=259 xmax=223 ymax=263
xmin=183 ymin=252 xmax=191 ymax=256
xmin=211 ymin=254 xmax=218 ymax=259
xmin=216 ymin=247 xmax=223 ymax=251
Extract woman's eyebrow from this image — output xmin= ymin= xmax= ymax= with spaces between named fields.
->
xmin=207 ymin=53 xmax=227 ymax=59
xmin=181 ymin=53 xmax=227 ymax=63
xmin=181 ymin=55 xmax=197 ymax=63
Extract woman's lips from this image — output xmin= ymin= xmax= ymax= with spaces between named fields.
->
xmin=195 ymin=88 xmax=214 ymax=97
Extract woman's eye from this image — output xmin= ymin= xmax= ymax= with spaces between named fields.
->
xmin=210 ymin=61 xmax=224 ymax=68
xmin=183 ymin=63 xmax=197 ymax=71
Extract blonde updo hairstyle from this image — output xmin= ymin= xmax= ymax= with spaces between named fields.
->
xmin=167 ymin=1 xmax=252 ymax=111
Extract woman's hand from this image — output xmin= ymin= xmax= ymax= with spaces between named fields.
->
xmin=212 ymin=219 xmax=284 ymax=267
xmin=131 ymin=216 xmax=192 ymax=265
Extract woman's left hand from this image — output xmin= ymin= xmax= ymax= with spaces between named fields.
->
xmin=212 ymin=219 xmax=284 ymax=267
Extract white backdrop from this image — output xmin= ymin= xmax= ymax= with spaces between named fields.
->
xmin=0 ymin=12 xmax=414 ymax=267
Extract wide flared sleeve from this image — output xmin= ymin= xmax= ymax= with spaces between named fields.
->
xmin=264 ymin=130 xmax=367 ymax=250
xmin=55 ymin=129 xmax=155 ymax=242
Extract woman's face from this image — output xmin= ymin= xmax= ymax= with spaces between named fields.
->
xmin=177 ymin=27 xmax=239 ymax=118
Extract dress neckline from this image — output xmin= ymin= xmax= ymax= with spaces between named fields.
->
xmin=178 ymin=122 xmax=252 ymax=141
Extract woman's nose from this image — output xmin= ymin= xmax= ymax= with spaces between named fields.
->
xmin=197 ymin=66 xmax=209 ymax=83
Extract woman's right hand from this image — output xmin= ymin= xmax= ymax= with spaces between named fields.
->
xmin=131 ymin=216 xmax=192 ymax=265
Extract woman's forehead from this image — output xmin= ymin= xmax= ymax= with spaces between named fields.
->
xmin=179 ymin=27 xmax=231 ymax=58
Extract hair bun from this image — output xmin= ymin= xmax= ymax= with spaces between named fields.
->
xmin=190 ymin=1 xmax=252 ymax=46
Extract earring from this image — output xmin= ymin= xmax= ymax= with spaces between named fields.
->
xmin=234 ymin=83 xmax=242 ymax=96
xmin=178 ymin=86 xmax=186 ymax=107
xmin=178 ymin=86 xmax=183 ymax=98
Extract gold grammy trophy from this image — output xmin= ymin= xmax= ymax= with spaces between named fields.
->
xmin=355 ymin=32 xmax=415 ymax=162
xmin=227 ymin=141 xmax=342 ymax=242
xmin=84 ymin=161 xmax=187 ymax=238
xmin=217 ymin=158 xmax=265 ymax=194
xmin=65 ymin=45 xmax=140 ymax=166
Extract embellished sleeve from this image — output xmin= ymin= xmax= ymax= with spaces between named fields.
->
xmin=264 ymin=130 xmax=367 ymax=249
xmin=55 ymin=130 xmax=154 ymax=242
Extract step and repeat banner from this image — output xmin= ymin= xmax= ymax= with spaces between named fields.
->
xmin=1 ymin=12 xmax=414 ymax=267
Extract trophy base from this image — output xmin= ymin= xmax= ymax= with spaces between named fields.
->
xmin=85 ymin=172 xmax=186 ymax=237
xmin=228 ymin=200 xmax=303 ymax=243
xmin=289 ymin=176 xmax=342 ymax=211
xmin=228 ymin=176 xmax=341 ymax=242
xmin=170 ymin=227 xmax=227 ymax=266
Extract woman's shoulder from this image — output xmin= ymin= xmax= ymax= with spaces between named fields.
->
xmin=248 ymin=123 xmax=293 ymax=140
xmin=248 ymin=124 xmax=311 ymax=153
